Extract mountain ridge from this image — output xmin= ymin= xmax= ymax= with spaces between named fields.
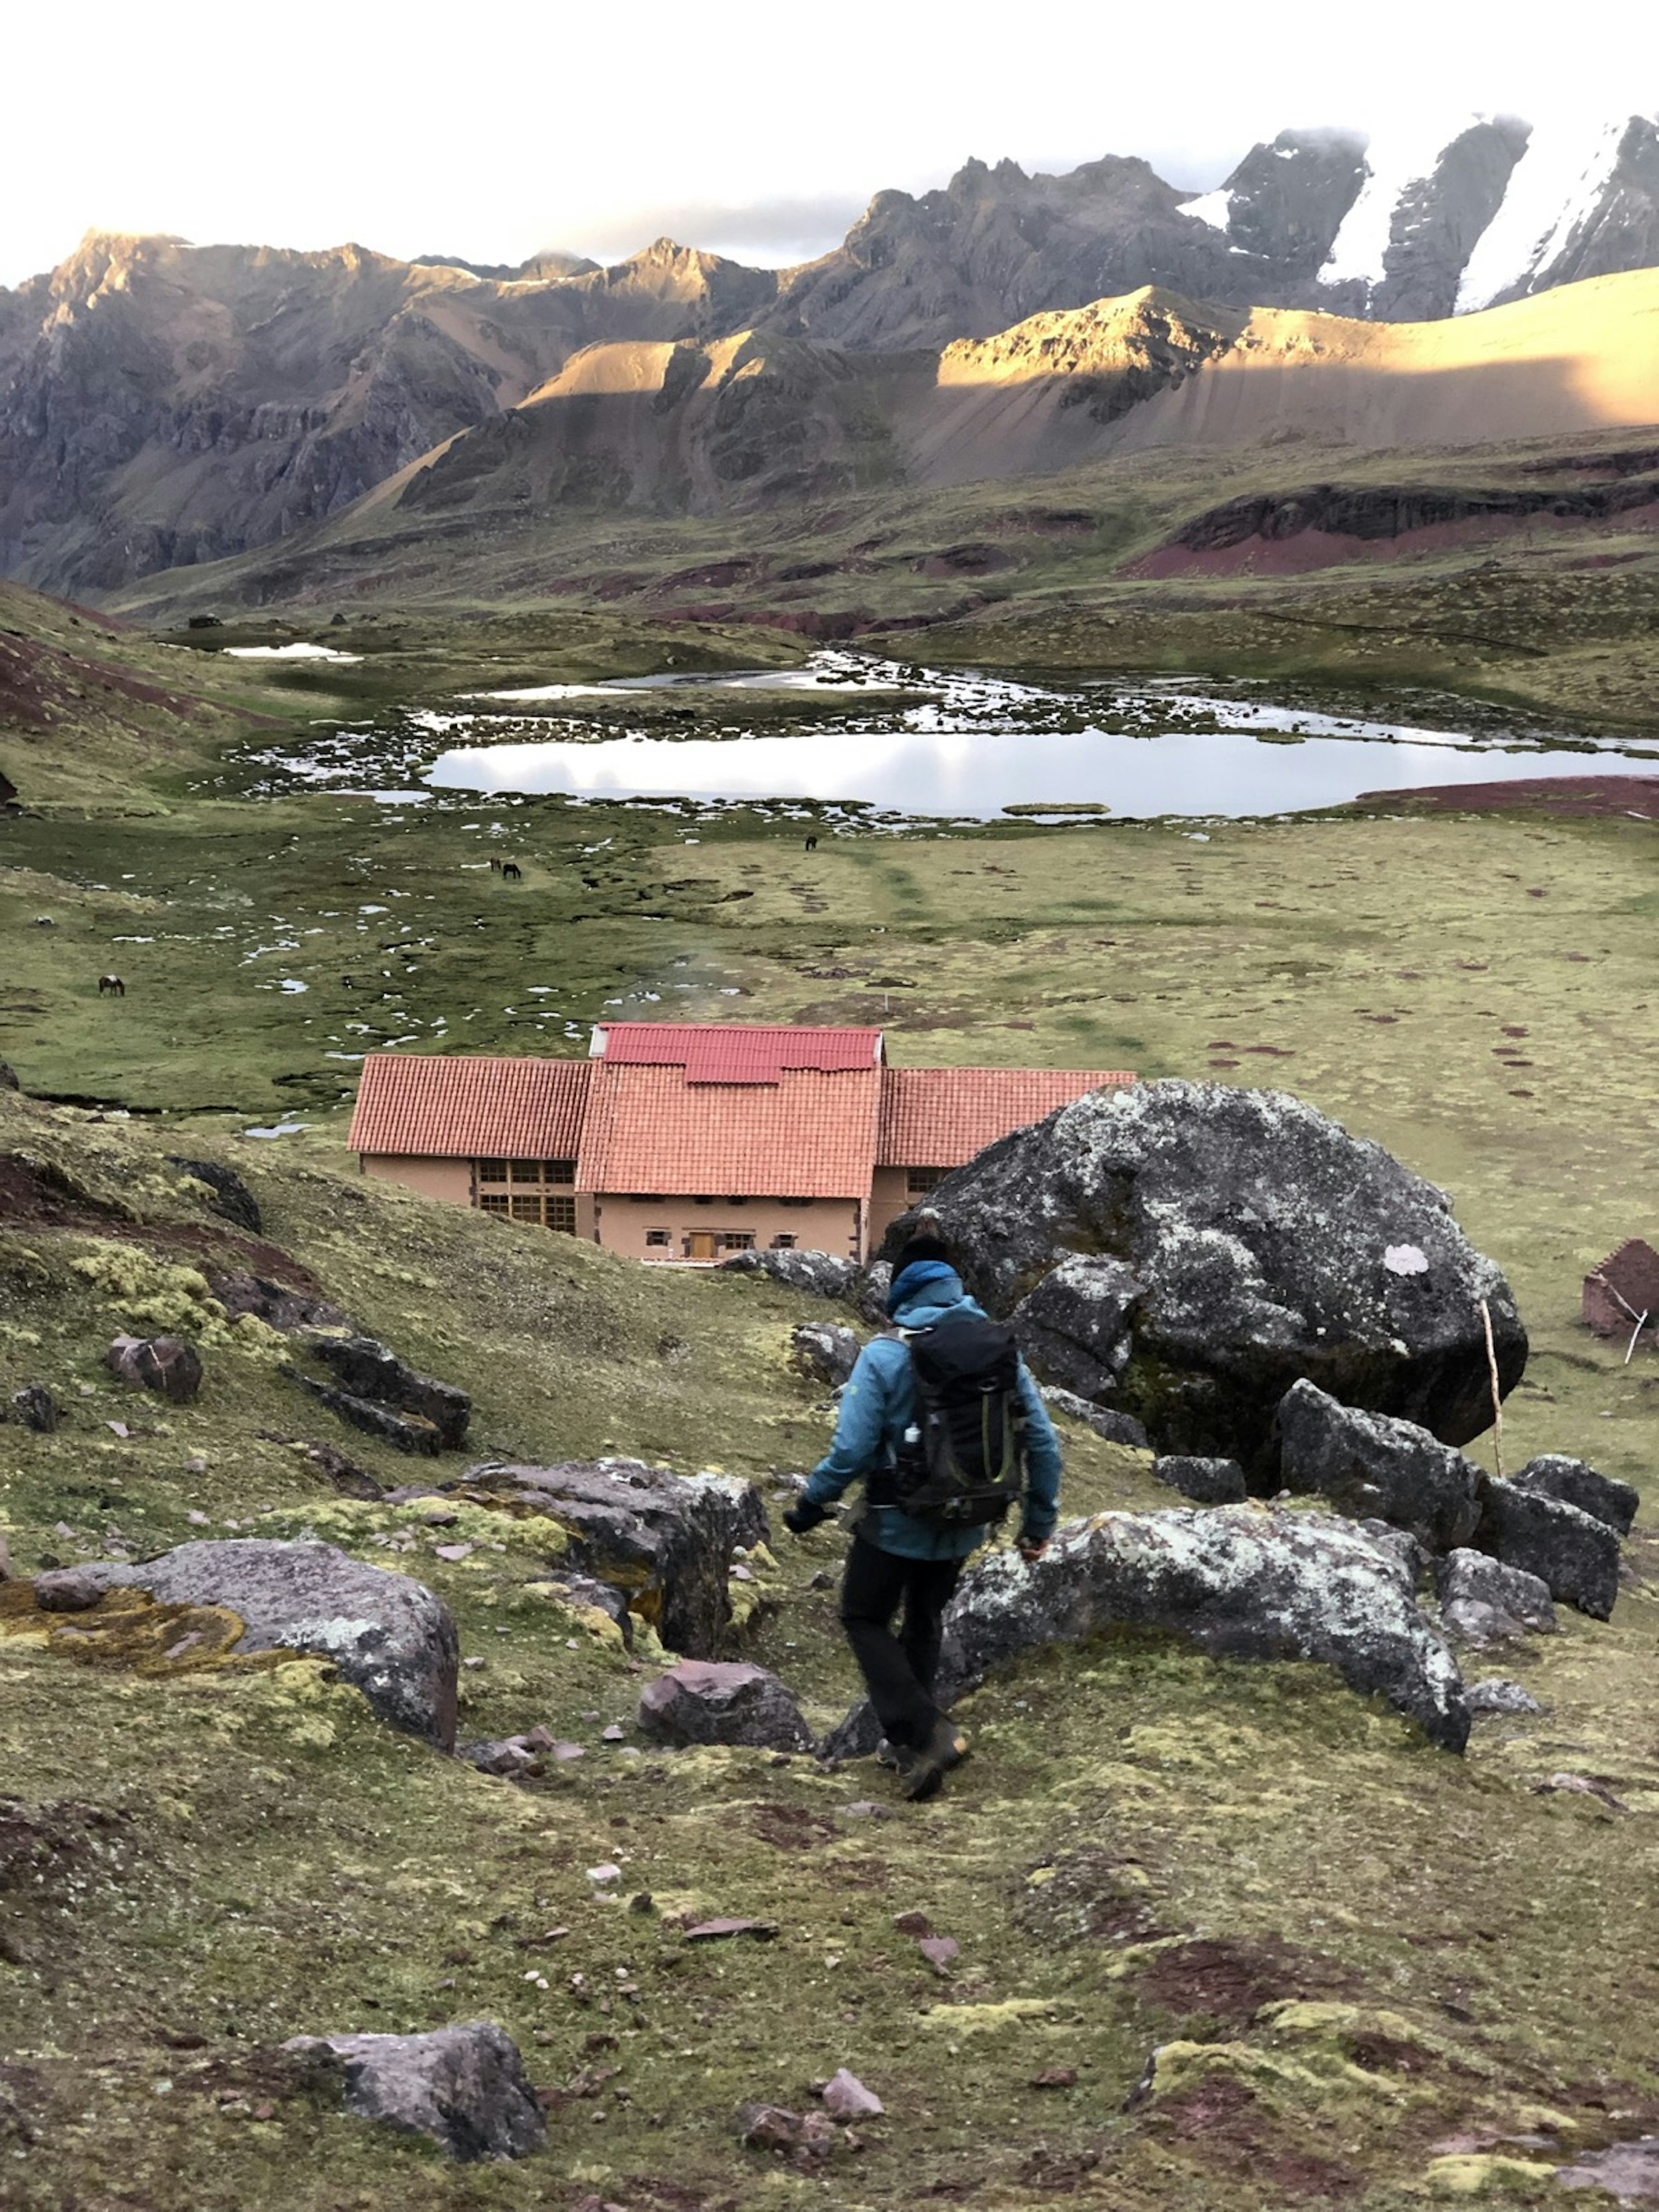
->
xmin=3 ymin=113 xmax=1657 ymax=594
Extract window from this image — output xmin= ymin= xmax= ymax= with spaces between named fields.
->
xmin=510 ymin=1159 xmax=542 ymax=1184
xmin=778 ymin=1195 xmax=814 ymax=1209
xmin=479 ymin=1193 xmax=512 ymax=1216
xmin=719 ymin=1230 xmax=756 ymax=1252
xmin=692 ymin=1196 xmax=715 ymax=1208
xmin=473 ymin=1160 xmax=577 ymax=1233
xmin=629 ymin=1194 xmax=666 ymax=1205
xmin=645 ymin=1229 xmax=671 ymax=1249
xmin=510 ymin=1195 xmax=542 ymax=1222
xmin=477 ymin=1159 xmax=508 ymax=1184
xmin=724 ymin=1196 xmax=750 ymax=1208
xmin=546 ymin=1194 xmax=577 ymax=1233
xmin=544 ymin=1159 xmax=576 ymax=1185
xmin=907 ymin=1166 xmax=948 ymax=1196
xmin=770 ymin=1233 xmax=797 ymax=1250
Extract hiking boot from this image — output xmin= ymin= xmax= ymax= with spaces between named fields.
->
xmin=901 ymin=1715 xmax=970 ymax=1802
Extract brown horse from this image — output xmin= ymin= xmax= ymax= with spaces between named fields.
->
xmin=501 ymin=861 xmax=523 ymax=882
xmin=98 ymin=975 xmax=125 ymax=997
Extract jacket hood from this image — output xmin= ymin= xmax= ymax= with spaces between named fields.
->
xmin=890 ymin=1271 xmax=985 ymax=1329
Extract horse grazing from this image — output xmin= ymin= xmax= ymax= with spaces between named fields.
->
xmin=489 ymin=856 xmax=502 ymax=874
xmin=98 ymin=974 xmax=125 ymax=997
xmin=501 ymin=861 xmax=523 ymax=882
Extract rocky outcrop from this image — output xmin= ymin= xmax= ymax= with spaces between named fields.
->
xmin=285 ymin=2022 xmax=544 ymax=2161
xmin=935 ymin=1505 xmax=1470 ymax=1751
xmin=790 ymin=1322 xmax=861 ymax=1390
xmin=105 ymin=1334 xmax=203 ymax=1405
xmin=719 ymin=1247 xmax=859 ymax=1298
xmin=6 ymin=1384 xmax=59 ymax=1433
xmin=1435 ymin=1548 xmax=1556 ymax=1643
xmin=1510 ymin=1454 xmax=1638 ymax=1537
xmin=454 ymin=1459 xmax=765 ymax=1658
xmin=1476 ymin=1481 xmax=1622 ymax=1620
xmin=638 ymin=1659 xmax=814 ymax=1751
xmin=289 ymin=1335 xmax=470 ymax=1456
xmin=1275 ymin=1381 xmax=1484 ymax=1552
xmin=1154 ymin=1456 xmax=1248 ymax=1505
xmin=71 ymin=1539 xmax=459 ymax=1745
xmin=1042 ymin=1387 xmax=1151 ymax=1452
xmin=903 ymin=1082 xmax=1525 ymax=1477
xmin=166 ymin=1154 xmax=262 ymax=1233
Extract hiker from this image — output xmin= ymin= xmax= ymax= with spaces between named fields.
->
xmin=782 ymin=1231 xmax=1061 ymax=1800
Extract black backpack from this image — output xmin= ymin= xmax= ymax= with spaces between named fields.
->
xmin=883 ymin=1316 xmax=1030 ymax=1528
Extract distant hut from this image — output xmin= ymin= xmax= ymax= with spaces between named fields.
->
xmin=1582 ymin=1239 xmax=1659 ymax=1342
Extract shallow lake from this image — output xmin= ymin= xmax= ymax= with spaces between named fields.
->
xmin=267 ymin=651 xmax=1659 ymax=820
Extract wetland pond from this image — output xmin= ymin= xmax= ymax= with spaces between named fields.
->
xmin=257 ymin=651 xmax=1659 ymax=821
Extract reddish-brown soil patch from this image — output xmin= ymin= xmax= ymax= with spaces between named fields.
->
xmin=0 ymin=1152 xmax=325 ymax=1293
xmin=1135 ymin=1936 xmax=1355 ymax=2027
xmin=1353 ymin=772 xmax=1659 ymax=819
xmin=750 ymin=1803 xmax=837 ymax=1852
xmin=1129 ymin=501 xmax=1659 ymax=578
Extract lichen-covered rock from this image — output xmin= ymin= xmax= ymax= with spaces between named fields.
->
xmin=1511 ymin=1454 xmax=1638 ymax=1538
xmin=1154 ymin=1455 xmax=1248 ymax=1505
xmin=900 ymin=1081 xmax=1526 ymax=1473
xmin=938 ymin=1505 xmax=1470 ymax=1751
xmin=720 ymin=1247 xmax=858 ymax=1299
xmin=1466 ymin=1677 xmax=1542 ymax=1716
xmin=1275 ymin=1381 xmax=1484 ymax=1551
xmin=71 ymin=1539 xmax=459 ymax=1745
xmin=1042 ymin=1388 xmax=1150 ymax=1451
xmin=284 ymin=2021 xmax=545 ymax=2161
xmin=455 ymin=1459 xmax=765 ymax=1658
xmin=1436 ymin=1548 xmax=1556 ymax=1641
xmin=293 ymin=1334 xmax=470 ymax=1452
xmin=7 ymin=1384 xmax=60 ymax=1433
xmin=1476 ymin=1481 xmax=1622 ymax=1620
xmin=165 ymin=1154 xmax=263 ymax=1233
xmin=105 ymin=1333 xmax=203 ymax=1404
xmin=790 ymin=1321 xmax=860 ymax=1390
xmin=639 ymin=1659 xmax=814 ymax=1751
xmin=852 ymin=1262 xmax=893 ymax=1326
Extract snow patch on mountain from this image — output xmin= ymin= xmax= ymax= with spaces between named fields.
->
xmin=1181 ymin=187 xmax=1233 ymax=234
xmin=1321 ymin=121 xmax=1459 ymax=289
xmin=1456 ymin=118 xmax=1629 ymax=311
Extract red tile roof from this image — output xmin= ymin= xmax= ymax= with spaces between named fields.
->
xmin=878 ymin=1066 xmax=1134 ymax=1166
xmin=347 ymin=1053 xmax=591 ymax=1160
xmin=578 ymin=1061 xmax=881 ymax=1197
xmin=597 ymin=1022 xmax=884 ymax=1084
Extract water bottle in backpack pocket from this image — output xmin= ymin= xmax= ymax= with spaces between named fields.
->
xmin=884 ymin=1316 xmax=1029 ymax=1527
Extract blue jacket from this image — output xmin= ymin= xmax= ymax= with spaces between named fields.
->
xmin=804 ymin=1270 xmax=1062 ymax=1561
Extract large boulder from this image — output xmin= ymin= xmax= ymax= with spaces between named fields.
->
xmin=1275 ymin=1381 xmax=1484 ymax=1552
xmin=105 ymin=1334 xmax=203 ymax=1405
xmin=454 ymin=1459 xmax=765 ymax=1658
xmin=639 ymin=1659 xmax=814 ymax=1751
xmin=899 ymin=1081 xmax=1526 ymax=1475
xmin=7 ymin=1384 xmax=60 ymax=1433
xmin=1154 ymin=1455 xmax=1248 ymax=1505
xmin=1476 ymin=1481 xmax=1622 ymax=1620
xmin=1435 ymin=1548 xmax=1556 ymax=1643
xmin=166 ymin=1154 xmax=262 ymax=1233
xmin=1042 ymin=1387 xmax=1151 ymax=1452
xmin=790 ymin=1321 xmax=861 ymax=1390
xmin=284 ymin=2021 xmax=544 ymax=2161
xmin=719 ymin=1248 xmax=858 ymax=1299
xmin=291 ymin=1334 xmax=470 ymax=1455
xmin=939 ymin=1505 xmax=1470 ymax=1751
xmin=72 ymin=1539 xmax=459 ymax=1745
xmin=1510 ymin=1455 xmax=1638 ymax=1538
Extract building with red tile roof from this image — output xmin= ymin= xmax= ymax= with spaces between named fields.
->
xmin=349 ymin=1025 xmax=1133 ymax=1262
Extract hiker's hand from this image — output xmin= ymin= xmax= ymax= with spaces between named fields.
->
xmin=1017 ymin=1535 xmax=1049 ymax=1564
xmin=783 ymin=1500 xmax=830 ymax=1536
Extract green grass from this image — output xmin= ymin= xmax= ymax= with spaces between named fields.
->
xmin=6 ymin=604 xmax=1659 ymax=2207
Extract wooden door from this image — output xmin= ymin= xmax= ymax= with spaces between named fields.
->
xmin=688 ymin=1231 xmax=718 ymax=1261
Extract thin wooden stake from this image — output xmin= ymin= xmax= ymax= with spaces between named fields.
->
xmin=1479 ymin=1297 xmax=1504 ymax=1481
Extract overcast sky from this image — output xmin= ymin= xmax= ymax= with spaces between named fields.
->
xmin=3 ymin=0 xmax=1656 ymax=286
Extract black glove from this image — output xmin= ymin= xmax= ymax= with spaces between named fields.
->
xmin=783 ymin=1499 xmax=830 ymax=1536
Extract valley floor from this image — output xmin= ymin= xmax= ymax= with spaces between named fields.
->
xmin=3 ymin=618 xmax=1659 ymax=2209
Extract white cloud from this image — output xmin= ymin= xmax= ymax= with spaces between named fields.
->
xmin=1 ymin=0 xmax=1656 ymax=286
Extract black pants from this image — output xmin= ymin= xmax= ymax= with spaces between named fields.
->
xmin=839 ymin=1532 xmax=964 ymax=1753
